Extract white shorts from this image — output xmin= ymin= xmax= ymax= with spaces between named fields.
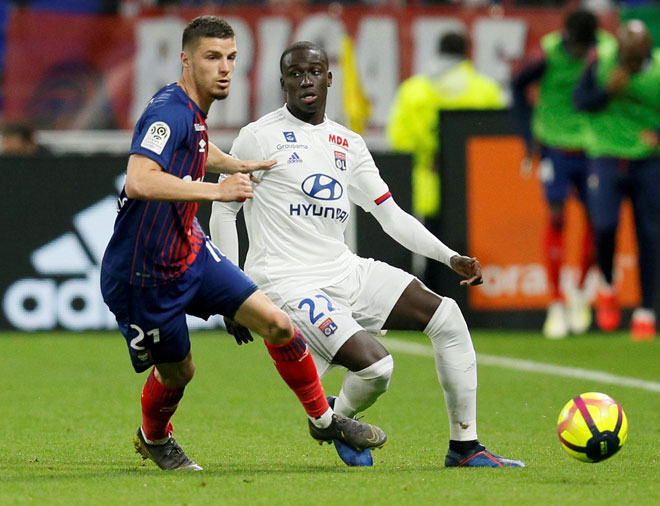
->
xmin=277 ymin=258 xmax=414 ymax=378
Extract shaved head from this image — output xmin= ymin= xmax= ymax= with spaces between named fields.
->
xmin=280 ymin=41 xmax=328 ymax=74
xmin=618 ymin=19 xmax=652 ymax=47
xmin=618 ymin=20 xmax=652 ymax=74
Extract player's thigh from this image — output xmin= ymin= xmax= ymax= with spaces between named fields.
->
xmin=540 ymin=148 xmax=572 ymax=203
xmin=281 ymin=289 xmax=363 ymax=378
xmin=333 ymin=330 xmax=390 ymax=372
xmin=101 ymin=272 xmax=193 ymax=373
xmin=384 ymin=278 xmax=443 ymax=331
xmin=587 ymin=157 xmax=624 ymax=231
xmin=349 ymin=258 xmax=417 ymax=332
xmin=565 ymin=153 xmax=590 ymax=205
xmin=186 ymin=240 xmax=258 ymax=322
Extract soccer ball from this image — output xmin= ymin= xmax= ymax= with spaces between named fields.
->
xmin=557 ymin=392 xmax=628 ymax=462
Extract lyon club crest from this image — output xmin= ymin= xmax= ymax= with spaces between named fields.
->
xmin=334 ymin=151 xmax=346 ymax=171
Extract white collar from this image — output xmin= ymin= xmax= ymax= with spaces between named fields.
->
xmin=281 ymin=104 xmax=328 ymax=128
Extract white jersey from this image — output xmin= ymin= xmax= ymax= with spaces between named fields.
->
xmin=221 ymin=105 xmax=391 ymax=296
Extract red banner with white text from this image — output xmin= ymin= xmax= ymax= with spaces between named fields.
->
xmin=3 ymin=6 xmax=617 ymax=131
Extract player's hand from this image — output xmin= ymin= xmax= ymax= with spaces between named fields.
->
xmin=607 ymin=66 xmax=629 ymax=94
xmin=238 ymin=159 xmax=276 ymax=184
xmin=224 ymin=317 xmax=254 ymax=345
xmin=216 ymin=173 xmax=253 ymax=202
xmin=449 ymin=255 xmax=483 ymax=286
xmin=639 ymin=130 xmax=659 ymax=148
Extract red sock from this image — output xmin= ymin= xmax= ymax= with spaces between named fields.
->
xmin=544 ymin=214 xmax=565 ymax=300
xmin=265 ymin=329 xmax=329 ymax=418
xmin=577 ymin=224 xmax=595 ymax=288
xmin=141 ymin=369 xmax=184 ymax=442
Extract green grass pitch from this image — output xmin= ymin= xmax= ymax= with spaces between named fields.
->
xmin=2 ymin=330 xmax=660 ymax=505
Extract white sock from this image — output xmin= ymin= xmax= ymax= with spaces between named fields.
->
xmin=308 ymin=407 xmax=333 ymax=428
xmin=140 ymin=426 xmax=169 ymax=445
xmin=425 ymin=297 xmax=478 ymax=441
xmin=334 ymin=355 xmax=394 ymax=418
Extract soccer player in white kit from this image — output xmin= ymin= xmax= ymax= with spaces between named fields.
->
xmin=211 ymin=41 xmax=524 ymax=468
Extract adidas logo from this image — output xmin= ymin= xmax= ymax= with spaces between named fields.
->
xmin=2 ymin=175 xmax=222 ymax=332
xmin=288 ymin=152 xmax=303 ymax=164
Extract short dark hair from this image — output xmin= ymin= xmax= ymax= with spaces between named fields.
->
xmin=565 ymin=9 xmax=598 ymax=46
xmin=279 ymin=41 xmax=328 ymax=74
xmin=439 ymin=32 xmax=467 ymax=57
xmin=182 ymin=16 xmax=234 ymax=51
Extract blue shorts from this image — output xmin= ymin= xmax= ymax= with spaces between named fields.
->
xmin=101 ymin=238 xmax=258 ymax=372
xmin=539 ymin=146 xmax=589 ymax=204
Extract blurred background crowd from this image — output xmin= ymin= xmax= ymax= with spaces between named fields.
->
xmin=1 ymin=0 xmax=659 ymax=146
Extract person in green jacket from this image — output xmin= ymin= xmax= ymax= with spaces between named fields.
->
xmin=513 ymin=10 xmax=616 ymax=340
xmin=574 ymin=19 xmax=660 ymax=340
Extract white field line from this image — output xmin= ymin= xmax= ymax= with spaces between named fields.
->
xmin=379 ymin=337 xmax=660 ymax=393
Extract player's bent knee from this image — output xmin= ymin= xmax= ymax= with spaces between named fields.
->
xmin=357 ymin=355 xmax=394 ymax=393
xmin=234 ymin=291 xmax=294 ymax=344
xmin=261 ymin=308 xmax=294 ymax=345
xmin=155 ymin=355 xmax=195 ymax=388
xmin=427 ymin=297 xmax=475 ymax=355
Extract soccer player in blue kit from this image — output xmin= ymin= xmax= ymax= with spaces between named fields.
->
xmin=100 ymin=16 xmax=385 ymax=471
xmin=211 ymin=41 xmax=525 ymax=468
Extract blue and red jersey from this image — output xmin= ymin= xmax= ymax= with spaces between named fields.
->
xmin=102 ymin=83 xmax=209 ymax=287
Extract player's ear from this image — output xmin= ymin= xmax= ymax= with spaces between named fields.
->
xmin=280 ymin=76 xmax=285 ymax=90
xmin=181 ymin=50 xmax=190 ymax=68
xmin=327 ymin=71 xmax=332 ymax=87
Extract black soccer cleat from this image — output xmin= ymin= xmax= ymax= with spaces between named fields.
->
xmin=133 ymin=428 xmax=203 ymax=471
xmin=326 ymin=396 xmax=374 ymax=466
xmin=308 ymin=414 xmax=387 ymax=451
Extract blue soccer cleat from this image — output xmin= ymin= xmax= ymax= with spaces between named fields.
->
xmin=333 ymin=438 xmax=374 ymax=466
xmin=445 ymin=445 xmax=525 ymax=468
xmin=327 ymin=396 xmax=374 ymax=467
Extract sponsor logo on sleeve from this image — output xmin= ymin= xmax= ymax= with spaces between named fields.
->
xmin=140 ymin=121 xmax=171 ymax=155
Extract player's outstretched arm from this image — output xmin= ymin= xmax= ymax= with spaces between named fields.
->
xmin=125 ymin=154 xmax=254 ymax=202
xmin=370 ymin=197 xmax=459 ymax=268
xmin=371 ymin=198 xmax=481 ymax=286
xmin=206 ymin=141 xmax=275 ymax=176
